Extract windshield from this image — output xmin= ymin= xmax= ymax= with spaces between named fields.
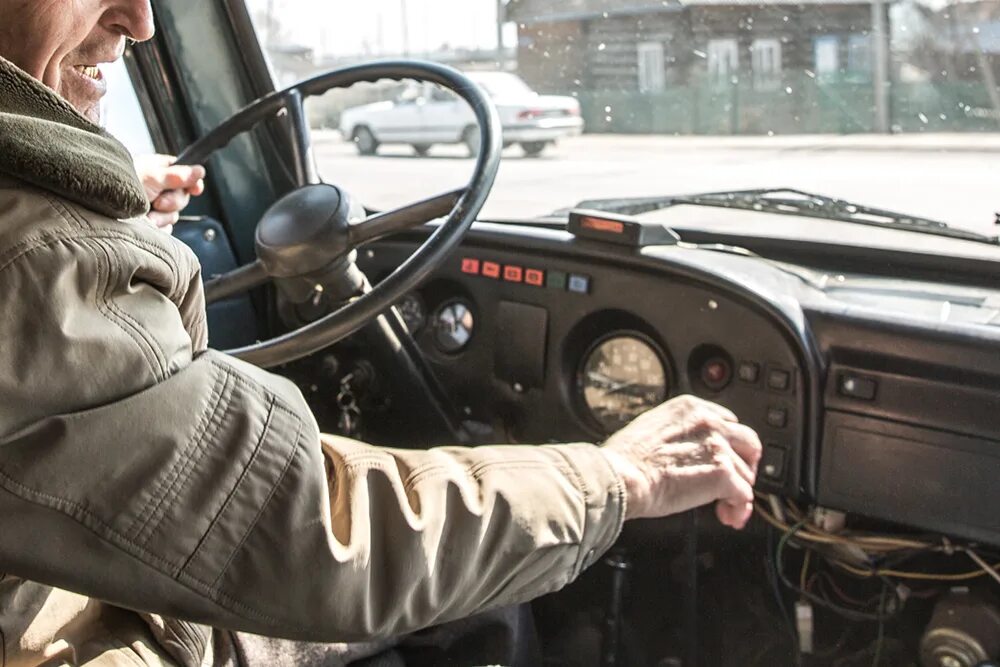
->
xmin=246 ymin=0 xmax=1000 ymax=245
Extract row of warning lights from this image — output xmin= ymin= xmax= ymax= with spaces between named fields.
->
xmin=460 ymin=258 xmax=591 ymax=294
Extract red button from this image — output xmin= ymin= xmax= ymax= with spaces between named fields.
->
xmin=482 ymin=261 xmax=501 ymax=279
xmin=525 ymin=269 xmax=545 ymax=286
xmin=503 ymin=265 xmax=524 ymax=283
xmin=461 ymin=258 xmax=480 ymax=275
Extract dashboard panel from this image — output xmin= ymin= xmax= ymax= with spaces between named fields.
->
xmin=346 ymin=220 xmax=1000 ymax=547
xmin=359 ymin=230 xmax=812 ymax=499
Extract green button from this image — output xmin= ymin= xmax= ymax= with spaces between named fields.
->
xmin=546 ymin=270 xmax=567 ymax=290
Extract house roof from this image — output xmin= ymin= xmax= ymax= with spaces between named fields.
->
xmin=507 ymin=0 xmax=875 ymax=23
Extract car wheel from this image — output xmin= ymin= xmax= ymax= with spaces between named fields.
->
xmin=353 ymin=126 xmax=379 ymax=156
xmin=412 ymin=144 xmax=432 ymax=157
xmin=521 ymin=141 xmax=547 ymax=157
xmin=462 ymin=126 xmax=481 ymax=158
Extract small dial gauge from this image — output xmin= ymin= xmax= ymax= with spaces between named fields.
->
xmin=578 ymin=334 xmax=669 ymax=432
xmin=395 ymin=293 xmax=426 ymax=335
xmin=433 ymin=300 xmax=474 ymax=353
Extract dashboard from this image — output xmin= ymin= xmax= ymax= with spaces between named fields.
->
xmin=356 ymin=220 xmax=1000 ymax=548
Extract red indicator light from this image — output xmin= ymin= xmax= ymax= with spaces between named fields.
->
xmin=461 ymin=258 xmax=480 ymax=275
xmin=482 ymin=262 xmax=501 ymax=279
xmin=581 ymin=216 xmax=625 ymax=234
xmin=525 ymin=269 xmax=545 ymax=286
xmin=503 ymin=265 xmax=524 ymax=283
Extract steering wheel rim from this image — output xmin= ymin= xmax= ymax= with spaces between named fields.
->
xmin=175 ymin=60 xmax=502 ymax=368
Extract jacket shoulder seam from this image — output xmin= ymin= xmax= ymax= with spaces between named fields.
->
xmin=87 ymin=237 xmax=168 ymax=382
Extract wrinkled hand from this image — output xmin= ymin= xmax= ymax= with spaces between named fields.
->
xmin=135 ymin=154 xmax=206 ymax=234
xmin=602 ymin=395 xmax=762 ymax=529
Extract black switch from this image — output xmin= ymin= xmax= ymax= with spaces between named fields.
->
xmin=737 ymin=361 xmax=760 ymax=383
xmin=767 ymin=368 xmax=791 ymax=392
xmin=838 ymin=374 xmax=877 ymax=401
xmin=767 ymin=407 xmax=788 ymax=428
xmin=760 ymin=446 xmax=787 ymax=481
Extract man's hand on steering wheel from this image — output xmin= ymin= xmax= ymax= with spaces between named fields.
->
xmin=135 ymin=154 xmax=206 ymax=233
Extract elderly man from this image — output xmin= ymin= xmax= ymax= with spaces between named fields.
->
xmin=0 ymin=1 xmax=762 ymax=665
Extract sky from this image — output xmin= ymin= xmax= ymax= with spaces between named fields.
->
xmin=245 ymin=0 xmax=506 ymax=57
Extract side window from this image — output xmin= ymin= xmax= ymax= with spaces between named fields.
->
xmin=707 ymin=38 xmax=739 ymax=84
xmin=751 ymin=38 xmax=782 ymax=90
xmin=100 ymin=59 xmax=155 ymax=157
xmin=637 ymin=42 xmax=666 ymax=93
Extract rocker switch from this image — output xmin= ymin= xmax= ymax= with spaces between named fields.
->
xmin=838 ymin=374 xmax=877 ymax=401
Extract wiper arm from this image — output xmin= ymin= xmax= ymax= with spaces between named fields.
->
xmin=575 ymin=188 xmax=1000 ymax=246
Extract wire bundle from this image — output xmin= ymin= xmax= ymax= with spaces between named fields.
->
xmin=757 ymin=494 xmax=1000 ymax=665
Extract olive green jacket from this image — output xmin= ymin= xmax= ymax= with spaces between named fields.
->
xmin=0 ymin=56 xmax=626 ymax=665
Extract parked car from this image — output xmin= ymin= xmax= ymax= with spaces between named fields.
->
xmin=339 ymin=71 xmax=584 ymax=157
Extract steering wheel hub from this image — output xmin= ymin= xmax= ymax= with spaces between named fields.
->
xmin=255 ymin=184 xmax=365 ymax=278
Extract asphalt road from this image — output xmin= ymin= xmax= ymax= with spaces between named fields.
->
xmin=312 ymin=132 xmax=1000 ymax=238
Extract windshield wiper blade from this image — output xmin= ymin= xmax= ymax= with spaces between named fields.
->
xmin=575 ymin=188 xmax=1000 ymax=246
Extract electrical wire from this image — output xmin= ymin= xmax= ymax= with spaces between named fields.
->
xmin=800 ymin=549 xmax=811 ymax=592
xmin=755 ymin=501 xmax=935 ymax=552
xmin=871 ymin=584 xmax=887 ymax=667
xmin=775 ymin=521 xmax=897 ymax=622
xmin=831 ymin=557 xmax=1000 ymax=582
xmin=756 ymin=497 xmax=1000 ymax=583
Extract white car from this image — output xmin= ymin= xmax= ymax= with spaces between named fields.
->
xmin=339 ymin=71 xmax=584 ymax=158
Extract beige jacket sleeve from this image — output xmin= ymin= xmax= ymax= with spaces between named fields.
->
xmin=0 ymin=185 xmax=626 ymax=642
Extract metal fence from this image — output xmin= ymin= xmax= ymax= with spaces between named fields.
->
xmin=576 ymin=74 xmax=1000 ymax=135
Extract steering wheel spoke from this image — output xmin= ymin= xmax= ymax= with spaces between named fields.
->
xmin=176 ymin=61 xmax=501 ymax=367
xmin=284 ymin=89 xmax=321 ymax=186
xmin=204 ymin=260 xmax=269 ymax=305
xmin=349 ymin=189 xmax=465 ymax=248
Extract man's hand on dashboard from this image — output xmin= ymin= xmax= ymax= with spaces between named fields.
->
xmin=135 ymin=154 xmax=206 ymax=234
xmin=602 ymin=395 xmax=762 ymax=530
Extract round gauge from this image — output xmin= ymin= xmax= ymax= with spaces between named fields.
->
xmin=432 ymin=300 xmax=474 ymax=353
xmin=395 ymin=292 xmax=426 ymax=335
xmin=578 ymin=334 xmax=669 ymax=432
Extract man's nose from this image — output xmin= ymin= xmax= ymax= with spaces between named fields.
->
xmin=103 ymin=0 xmax=156 ymax=44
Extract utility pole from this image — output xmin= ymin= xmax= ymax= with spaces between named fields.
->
xmin=497 ymin=0 xmax=506 ymax=57
xmin=266 ymin=0 xmax=275 ymax=47
xmin=400 ymin=0 xmax=410 ymax=57
xmin=871 ymin=0 xmax=891 ymax=132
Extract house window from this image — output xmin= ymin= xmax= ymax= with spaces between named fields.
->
xmin=847 ymin=34 xmax=872 ymax=80
xmin=814 ymin=36 xmax=840 ymax=81
xmin=707 ymin=38 xmax=739 ymax=84
xmin=751 ymin=38 xmax=782 ymax=90
xmin=638 ymin=42 xmax=666 ymax=93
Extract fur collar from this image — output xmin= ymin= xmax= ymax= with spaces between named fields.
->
xmin=0 ymin=56 xmax=148 ymax=219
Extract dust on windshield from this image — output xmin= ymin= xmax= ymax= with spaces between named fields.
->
xmin=247 ymin=0 xmax=1000 ymax=238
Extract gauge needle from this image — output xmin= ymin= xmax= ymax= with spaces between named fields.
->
xmin=587 ymin=372 xmax=641 ymax=394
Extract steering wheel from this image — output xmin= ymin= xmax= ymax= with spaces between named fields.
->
xmin=175 ymin=61 xmax=502 ymax=368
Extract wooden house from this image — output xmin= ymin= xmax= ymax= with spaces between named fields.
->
xmin=508 ymin=0 xmax=878 ymax=93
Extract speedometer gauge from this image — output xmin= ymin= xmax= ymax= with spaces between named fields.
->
xmin=578 ymin=334 xmax=669 ymax=432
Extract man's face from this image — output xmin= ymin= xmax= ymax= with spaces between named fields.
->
xmin=0 ymin=0 xmax=154 ymax=123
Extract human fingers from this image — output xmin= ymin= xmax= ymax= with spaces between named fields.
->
xmin=152 ymin=190 xmax=191 ymax=214
xmin=161 ymin=164 xmax=207 ymax=191
xmin=706 ymin=433 xmax=756 ymax=488
xmin=147 ymin=210 xmax=180 ymax=231
xmin=717 ymin=421 xmax=763 ymax=475
xmin=716 ymin=499 xmax=755 ymax=529
xmin=711 ymin=458 xmax=755 ymax=529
